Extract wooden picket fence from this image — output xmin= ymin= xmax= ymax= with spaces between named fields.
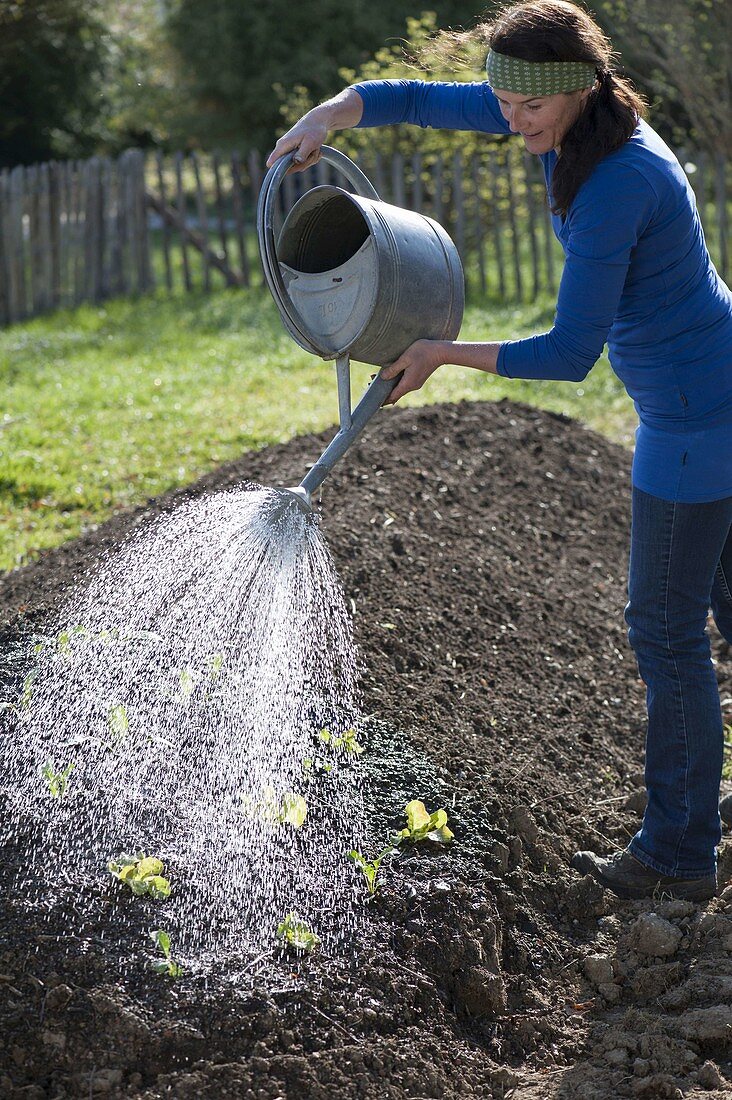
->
xmin=0 ymin=144 xmax=729 ymax=327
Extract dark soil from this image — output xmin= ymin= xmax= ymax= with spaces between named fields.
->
xmin=1 ymin=399 xmax=731 ymax=1100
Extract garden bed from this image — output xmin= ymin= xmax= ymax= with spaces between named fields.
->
xmin=1 ymin=399 xmax=730 ymax=1099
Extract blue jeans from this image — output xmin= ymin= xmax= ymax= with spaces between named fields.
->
xmin=625 ymin=487 xmax=732 ymax=878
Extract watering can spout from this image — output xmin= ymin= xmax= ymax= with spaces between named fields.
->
xmin=264 ymin=486 xmax=314 ymax=526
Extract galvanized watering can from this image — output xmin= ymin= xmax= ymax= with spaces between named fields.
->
xmin=256 ymin=146 xmax=464 ymax=515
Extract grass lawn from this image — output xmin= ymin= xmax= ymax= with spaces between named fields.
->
xmin=0 ymin=287 xmax=636 ymax=572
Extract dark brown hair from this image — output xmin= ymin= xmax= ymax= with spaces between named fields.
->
xmin=429 ymin=1 xmax=647 ymax=216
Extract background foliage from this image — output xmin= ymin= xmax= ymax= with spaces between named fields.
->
xmin=1 ymin=0 xmax=727 ymax=166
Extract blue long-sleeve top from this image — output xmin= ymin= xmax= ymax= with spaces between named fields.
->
xmin=354 ymin=79 xmax=732 ymax=503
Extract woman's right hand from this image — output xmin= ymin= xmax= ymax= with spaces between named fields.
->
xmin=266 ymin=112 xmax=329 ymax=173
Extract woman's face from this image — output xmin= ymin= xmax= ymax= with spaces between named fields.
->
xmin=493 ymin=86 xmax=593 ymax=155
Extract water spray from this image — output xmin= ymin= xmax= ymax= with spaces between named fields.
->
xmin=256 ymin=147 xmax=465 ymax=516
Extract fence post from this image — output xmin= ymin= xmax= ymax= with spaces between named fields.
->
xmin=247 ymin=150 xmax=264 ymax=285
xmin=38 ymin=162 xmax=53 ymax=312
xmin=0 ymin=171 xmax=9 ymax=325
xmin=411 ymin=152 xmax=423 ymax=214
xmin=470 ymin=154 xmax=487 ymax=297
xmin=156 ymin=150 xmax=173 ymax=291
xmin=231 ymin=152 xmax=250 ymax=287
xmin=392 ymin=152 xmax=405 ymax=208
xmin=27 ymin=164 xmax=40 ymax=313
xmin=135 ymin=150 xmax=153 ymax=292
xmin=715 ymin=153 xmax=728 ymax=281
xmin=488 ymin=152 xmax=507 ymax=301
xmin=72 ymin=160 xmax=84 ymax=305
xmin=175 ymin=152 xmax=192 ymax=292
xmin=49 ymin=161 xmax=63 ymax=309
xmin=522 ymin=153 xmax=541 ymax=301
xmin=504 ymin=151 xmax=523 ymax=300
xmin=451 ymin=150 xmax=465 ymax=268
xmin=190 ymin=152 xmax=210 ymax=291
xmin=9 ymin=165 xmax=27 ymax=322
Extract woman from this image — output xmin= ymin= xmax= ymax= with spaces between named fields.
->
xmin=267 ymin=0 xmax=732 ymax=901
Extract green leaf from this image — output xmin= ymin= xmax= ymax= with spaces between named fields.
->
xmin=110 ymin=854 xmax=171 ymax=898
xmin=209 ymin=654 xmax=224 ymax=678
xmin=150 ymin=929 xmax=171 ymax=957
xmin=20 ymin=672 xmax=36 ymax=712
xmin=40 ymin=759 xmax=75 ymax=798
xmin=146 ymin=876 xmax=171 ymax=900
xmin=239 ymin=786 xmax=308 ymax=829
xmin=400 ymin=800 xmax=454 ymax=845
xmin=179 ymin=668 xmax=195 ymax=697
xmin=349 ymin=845 xmax=395 ymax=896
xmin=136 ymin=857 xmax=164 ymax=879
xmin=107 ymin=703 xmax=129 ymax=741
xmin=276 ymin=911 xmax=320 ymax=953
xmin=280 ymin=793 xmax=307 ymax=829
xmin=404 ymin=799 xmax=431 ymax=833
xmin=148 ymin=929 xmax=182 ymax=978
xmin=340 ymin=728 xmax=365 ymax=755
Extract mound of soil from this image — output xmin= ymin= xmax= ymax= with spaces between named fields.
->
xmin=1 ymin=399 xmax=731 ymax=1099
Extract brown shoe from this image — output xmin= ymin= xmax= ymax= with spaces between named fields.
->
xmin=720 ymin=793 xmax=732 ymax=828
xmin=571 ymin=847 xmax=717 ymax=902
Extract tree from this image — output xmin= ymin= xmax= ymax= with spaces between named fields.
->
xmin=593 ymin=0 xmax=731 ymax=156
xmin=0 ymin=0 xmax=108 ymax=166
xmin=164 ymin=0 xmax=475 ymax=152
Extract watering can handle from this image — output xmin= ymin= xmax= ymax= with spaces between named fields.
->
xmin=257 ymin=147 xmax=379 ymax=356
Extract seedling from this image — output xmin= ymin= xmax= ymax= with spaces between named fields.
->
xmin=107 ymin=703 xmax=129 ymax=743
xmin=276 ymin=912 xmax=320 ymax=953
xmin=239 ymin=786 xmax=307 ymax=829
xmin=318 ymin=727 xmax=364 ymax=755
xmin=20 ymin=672 xmax=35 ymax=713
xmin=349 ymin=845 xmax=396 ymax=896
xmin=40 ymin=760 xmax=75 ymax=798
xmin=302 ymin=757 xmax=332 ymax=775
xmin=397 ymin=799 xmax=454 ymax=845
xmin=149 ymin=929 xmax=183 ymax=977
xmin=0 ymin=671 xmax=36 ymax=717
xmin=34 ymin=626 xmax=161 ymax=656
xmin=56 ymin=625 xmax=91 ymax=655
xmin=178 ymin=668 xmax=195 ymax=698
xmin=108 ymin=853 xmax=171 ymax=899
xmin=208 ymin=653 xmax=225 ymax=679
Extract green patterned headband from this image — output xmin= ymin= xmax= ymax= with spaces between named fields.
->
xmin=485 ymin=49 xmax=597 ymax=95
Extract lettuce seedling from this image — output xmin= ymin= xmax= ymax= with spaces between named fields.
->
xmin=318 ymin=727 xmax=364 ymax=755
xmin=349 ymin=845 xmax=396 ymax=896
xmin=208 ymin=654 xmax=225 ymax=679
xmin=40 ymin=760 xmax=75 ymax=798
xmin=107 ymin=703 xmax=129 ymax=743
xmin=276 ymin=912 xmax=320 ymax=953
xmin=108 ymin=853 xmax=171 ymax=899
xmin=302 ymin=757 xmax=332 ymax=775
xmin=178 ymin=668 xmax=195 ymax=698
xmin=397 ymin=800 xmax=454 ymax=845
xmin=35 ymin=626 xmax=160 ymax=655
xmin=239 ymin=786 xmax=307 ymax=829
xmin=20 ymin=672 xmax=35 ymax=713
xmin=149 ymin=929 xmax=183 ymax=978
xmin=0 ymin=671 xmax=36 ymax=718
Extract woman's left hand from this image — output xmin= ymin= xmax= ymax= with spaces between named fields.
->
xmin=379 ymin=339 xmax=447 ymax=405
